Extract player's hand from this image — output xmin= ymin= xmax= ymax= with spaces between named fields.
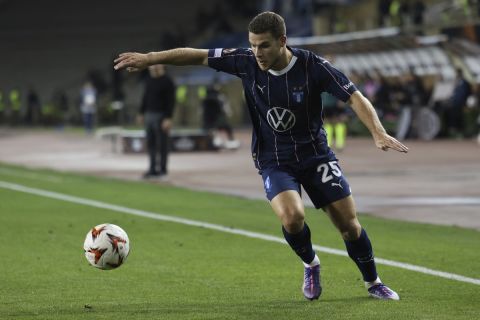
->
xmin=374 ymin=133 xmax=409 ymax=153
xmin=162 ymin=118 xmax=172 ymax=132
xmin=114 ymin=52 xmax=149 ymax=72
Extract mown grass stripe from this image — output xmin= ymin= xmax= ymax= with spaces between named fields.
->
xmin=1 ymin=180 xmax=479 ymax=286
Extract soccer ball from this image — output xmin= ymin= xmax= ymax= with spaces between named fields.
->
xmin=83 ymin=223 xmax=130 ymax=270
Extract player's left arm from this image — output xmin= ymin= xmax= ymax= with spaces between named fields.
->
xmin=349 ymin=91 xmax=408 ymax=153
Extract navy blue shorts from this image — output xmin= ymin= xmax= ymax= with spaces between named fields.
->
xmin=259 ymin=159 xmax=351 ymax=209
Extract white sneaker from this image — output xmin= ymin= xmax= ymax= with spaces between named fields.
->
xmin=224 ymin=139 xmax=240 ymax=150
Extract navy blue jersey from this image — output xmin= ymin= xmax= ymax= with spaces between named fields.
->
xmin=208 ymin=47 xmax=357 ymax=169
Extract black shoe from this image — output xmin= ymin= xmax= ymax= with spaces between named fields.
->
xmin=142 ymin=171 xmax=159 ymax=179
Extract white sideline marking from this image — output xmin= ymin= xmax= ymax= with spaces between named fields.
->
xmin=1 ymin=180 xmax=479 ymax=286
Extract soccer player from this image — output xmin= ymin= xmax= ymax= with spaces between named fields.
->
xmin=114 ymin=11 xmax=408 ymax=301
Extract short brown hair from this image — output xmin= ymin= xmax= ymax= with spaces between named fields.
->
xmin=248 ymin=11 xmax=286 ymax=39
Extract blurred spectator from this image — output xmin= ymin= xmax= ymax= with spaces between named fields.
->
xmin=25 ymin=86 xmax=41 ymax=125
xmin=395 ymin=70 xmax=430 ymax=139
xmin=445 ymin=69 xmax=472 ymax=138
xmin=411 ymin=69 xmax=429 ymax=106
xmin=111 ymin=59 xmax=125 ymax=125
xmin=202 ymin=83 xmax=240 ymax=149
xmin=430 ymin=73 xmax=455 ymax=136
xmin=322 ymin=91 xmax=347 ymax=151
xmin=111 ymin=59 xmax=124 ymax=104
xmin=389 ymin=77 xmax=405 ymax=114
xmin=53 ymin=89 xmax=69 ymax=128
xmin=175 ymin=84 xmax=190 ymax=126
xmin=398 ymin=69 xmax=428 ymax=108
xmin=8 ymin=88 xmax=21 ymax=126
xmin=412 ymin=1 xmax=425 ymax=27
xmin=374 ymin=74 xmax=393 ymax=119
xmin=325 ymin=70 xmax=368 ymax=150
xmin=390 ymin=0 xmax=401 ymax=26
xmin=363 ymin=73 xmax=380 ymax=103
xmin=399 ymin=0 xmax=412 ymax=27
xmin=80 ymin=81 xmax=97 ymax=134
xmin=139 ymin=64 xmax=175 ymax=179
xmin=378 ymin=0 xmax=393 ymax=27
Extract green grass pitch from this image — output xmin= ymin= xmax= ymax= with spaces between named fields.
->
xmin=0 ymin=164 xmax=479 ymax=319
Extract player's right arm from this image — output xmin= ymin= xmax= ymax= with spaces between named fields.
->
xmin=349 ymin=91 xmax=409 ymax=153
xmin=114 ymin=48 xmax=208 ymax=72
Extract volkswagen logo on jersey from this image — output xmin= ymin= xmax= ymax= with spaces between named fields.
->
xmin=266 ymin=107 xmax=296 ymax=132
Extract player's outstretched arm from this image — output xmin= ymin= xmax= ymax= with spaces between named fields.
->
xmin=114 ymin=48 xmax=209 ymax=72
xmin=349 ymin=91 xmax=408 ymax=153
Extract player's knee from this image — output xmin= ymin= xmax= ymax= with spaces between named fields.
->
xmin=280 ymin=208 xmax=305 ymax=233
xmin=283 ymin=220 xmax=304 ymax=233
xmin=340 ymin=221 xmax=362 ymax=241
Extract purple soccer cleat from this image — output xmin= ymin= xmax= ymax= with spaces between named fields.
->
xmin=368 ymin=283 xmax=400 ymax=300
xmin=302 ymin=264 xmax=322 ymax=300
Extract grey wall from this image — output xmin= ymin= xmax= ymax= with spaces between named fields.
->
xmin=0 ymin=0 xmax=218 ymax=100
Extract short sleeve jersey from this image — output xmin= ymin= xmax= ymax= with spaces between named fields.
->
xmin=208 ymin=47 xmax=357 ymax=169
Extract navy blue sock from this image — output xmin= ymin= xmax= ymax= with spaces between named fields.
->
xmin=344 ymin=228 xmax=378 ymax=282
xmin=282 ymin=223 xmax=315 ymax=264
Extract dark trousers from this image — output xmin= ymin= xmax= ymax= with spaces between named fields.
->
xmin=445 ymin=106 xmax=464 ymax=134
xmin=145 ymin=112 xmax=169 ymax=174
xmin=82 ymin=113 xmax=95 ymax=133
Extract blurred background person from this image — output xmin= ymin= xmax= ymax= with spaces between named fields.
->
xmin=79 ymin=81 xmax=97 ymax=134
xmin=202 ymin=83 xmax=240 ymax=150
xmin=139 ymin=64 xmax=175 ymax=179
xmin=25 ymin=86 xmax=41 ymax=126
xmin=8 ymin=88 xmax=21 ymax=126
xmin=322 ymin=55 xmax=348 ymax=151
xmin=446 ymin=68 xmax=472 ymax=138
xmin=322 ymin=91 xmax=347 ymax=152
xmin=53 ymin=88 xmax=70 ymax=130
